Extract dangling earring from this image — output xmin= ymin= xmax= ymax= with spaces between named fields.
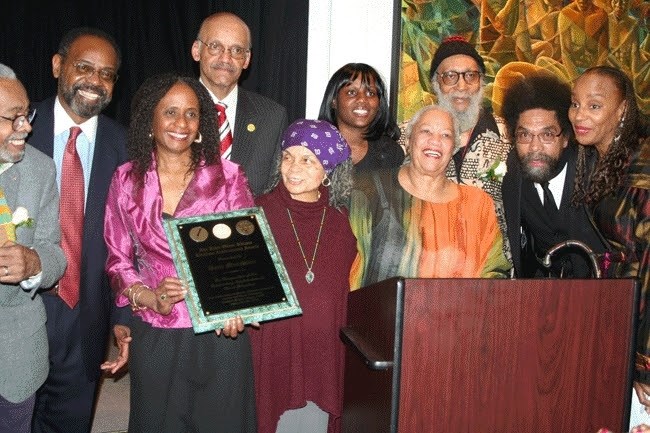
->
xmin=613 ymin=115 xmax=625 ymax=145
xmin=322 ymin=175 xmax=331 ymax=187
xmin=194 ymin=132 xmax=203 ymax=143
xmin=614 ymin=105 xmax=627 ymax=145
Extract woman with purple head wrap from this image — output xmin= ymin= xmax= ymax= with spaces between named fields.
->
xmin=251 ymin=119 xmax=357 ymax=433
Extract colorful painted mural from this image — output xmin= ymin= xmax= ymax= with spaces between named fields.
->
xmin=398 ymin=0 xmax=650 ymax=122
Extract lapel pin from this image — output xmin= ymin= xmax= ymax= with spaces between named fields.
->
xmin=247 ymin=123 xmax=256 ymax=132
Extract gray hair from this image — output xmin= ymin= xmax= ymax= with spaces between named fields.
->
xmin=264 ymin=155 xmax=354 ymax=210
xmin=0 ymin=63 xmax=17 ymax=79
xmin=405 ymin=104 xmax=460 ymax=150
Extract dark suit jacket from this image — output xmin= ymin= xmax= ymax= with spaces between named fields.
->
xmin=230 ymin=87 xmax=288 ymax=196
xmin=502 ymin=143 xmax=606 ymax=277
xmin=29 ymin=96 xmax=130 ymax=380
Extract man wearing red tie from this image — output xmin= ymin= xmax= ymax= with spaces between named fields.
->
xmin=192 ymin=11 xmax=288 ymax=196
xmin=28 ymin=27 xmax=130 ymax=433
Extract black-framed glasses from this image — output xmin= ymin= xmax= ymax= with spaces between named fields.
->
xmin=0 ymin=108 xmax=36 ymax=131
xmin=436 ymin=70 xmax=482 ymax=86
xmin=72 ymin=61 xmax=119 ymax=83
xmin=197 ymin=39 xmax=250 ymax=60
xmin=515 ymin=129 xmax=563 ymax=144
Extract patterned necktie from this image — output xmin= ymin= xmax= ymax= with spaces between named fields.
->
xmin=215 ymin=102 xmax=233 ymax=160
xmin=541 ymin=181 xmax=558 ymax=217
xmin=0 ymin=187 xmax=16 ymax=244
xmin=58 ymin=126 xmax=84 ymax=308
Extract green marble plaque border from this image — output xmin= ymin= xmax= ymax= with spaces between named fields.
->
xmin=163 ymin=206 xmax=302 ymax=334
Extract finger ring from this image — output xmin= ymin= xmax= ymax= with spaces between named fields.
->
xmin=160 ymin=294 xmax=167 ymax=301
xmin=2 ymin=266 xmax=8 ymax=276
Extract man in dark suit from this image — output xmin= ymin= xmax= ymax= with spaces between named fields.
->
xmin=28 ymin=27 xmax=130 ymax=433
xmin=0 ymin=63 xmax=66 ymax=433
xmin=191 ymin=11 xmax=288 ymax=196
xmin=501 ymin=72 xmax=607 ymax=277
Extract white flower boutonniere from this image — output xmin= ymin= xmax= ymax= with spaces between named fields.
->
xmin=478 ymin=160 xmax=507 ymax=183
xmin=12 ymin=207 xmax=34 ymax=229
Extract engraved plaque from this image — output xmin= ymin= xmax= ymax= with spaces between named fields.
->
xmin=163 ymin=207 xmax=302 ymax=333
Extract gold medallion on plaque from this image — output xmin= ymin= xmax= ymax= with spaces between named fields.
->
xmin=188 ymin=226 xmax=209 ymax=243
xmin=235 ymin=219 xmax=255 ymax=236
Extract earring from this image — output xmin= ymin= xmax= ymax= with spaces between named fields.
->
xmin=322 ymin=176 xmax=331 ymax=187
xmin=194 ymin=132 xmax=203 ymax=143
xmin=613 ymin=116 xmax=625 ymax=145
xmin=148 ymin=131 xmax=153 ymax=139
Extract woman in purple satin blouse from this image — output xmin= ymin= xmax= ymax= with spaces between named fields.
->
xmin=102 ymin=73 xmax=257 ymax=432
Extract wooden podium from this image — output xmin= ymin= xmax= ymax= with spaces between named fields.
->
xmin=341 ymin=278 xmax=639 ymax=433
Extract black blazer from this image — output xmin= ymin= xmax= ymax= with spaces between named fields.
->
xmin=29 ymin=96 xmax=130 ymax=380
xmin=230 ymin=87 xmax=288 ymax=196
xmin=502 ymin=143 xmax=606 ymax=277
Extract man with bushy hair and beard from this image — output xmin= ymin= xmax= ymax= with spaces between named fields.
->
xmin=428 ymin=36 xmax=512 ymax=259
xmin=29 ymin=27 xmax=130 ymax=433
xmin=501 ymin=71 xmax=607 ymax=277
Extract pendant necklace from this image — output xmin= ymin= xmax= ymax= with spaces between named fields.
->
xmin=160 ymin=169 xmax=192 ymax=200
xmin=286 ymin=207 xmax=327 ymax=284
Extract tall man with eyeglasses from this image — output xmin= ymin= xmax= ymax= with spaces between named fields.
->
xmin=428 ymin=36 xmax=512 ymax=259
xmin=191 ymin=11 xmax=288 ymax=195
xmin=28 ymin=27 xmax=130 ymax=433
xmin=0 ymin=63 xmax=66 ymax=433
xmin=501 ymin=72 xmax=607 ymax=277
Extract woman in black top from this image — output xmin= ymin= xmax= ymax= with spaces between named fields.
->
xmin=319 ymin=63 xmax=404 ymax=172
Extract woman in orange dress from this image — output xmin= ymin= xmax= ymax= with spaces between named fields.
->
xmin=349 ymin=105 xmax=511 ymax=289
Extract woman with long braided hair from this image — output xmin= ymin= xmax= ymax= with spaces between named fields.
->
xmin=569 ymin=65 xmax=650 ymax=423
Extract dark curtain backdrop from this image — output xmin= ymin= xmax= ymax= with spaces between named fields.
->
xmin=0 ymin=0 xmax=308 ymax=126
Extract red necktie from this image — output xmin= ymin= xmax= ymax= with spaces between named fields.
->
xmin=215 ymin=103 xmax=233 ymax=159
xmin=58 ymin=126 xmax=84 ymax=308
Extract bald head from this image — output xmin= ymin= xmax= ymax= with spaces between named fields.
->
xmin=198 ymin=12 xmax=251 ymax=49
xmin=192 ymin=12 xmax=252 ymax=100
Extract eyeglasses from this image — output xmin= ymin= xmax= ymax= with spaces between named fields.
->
xmin=515 ymin=129 xmax=563 ymax=144
xmin=0 ymin=108 xmax=36 ymax=131
xmin=72 ymin=61 xmax=119 ymax=83
xmin=197 ymin=39 xmax=250 ymax=60
xmin=436 ymin=70 xmax=482 ymax=86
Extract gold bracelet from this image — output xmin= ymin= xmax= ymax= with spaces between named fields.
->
xmin=128 ymin=284 xmax=150 ymax=311
xmin=126 ymin=284 xmax=138 ymax=305
xmin=132 ymin=288 xmax=144 ymax=311
xmin=126 ymin=285 xmax=137 ymax=308
xmin=132 ymin=286 xmax=147 ymax=311
xmin=125 ymin=285 xmax=138 ymax=304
